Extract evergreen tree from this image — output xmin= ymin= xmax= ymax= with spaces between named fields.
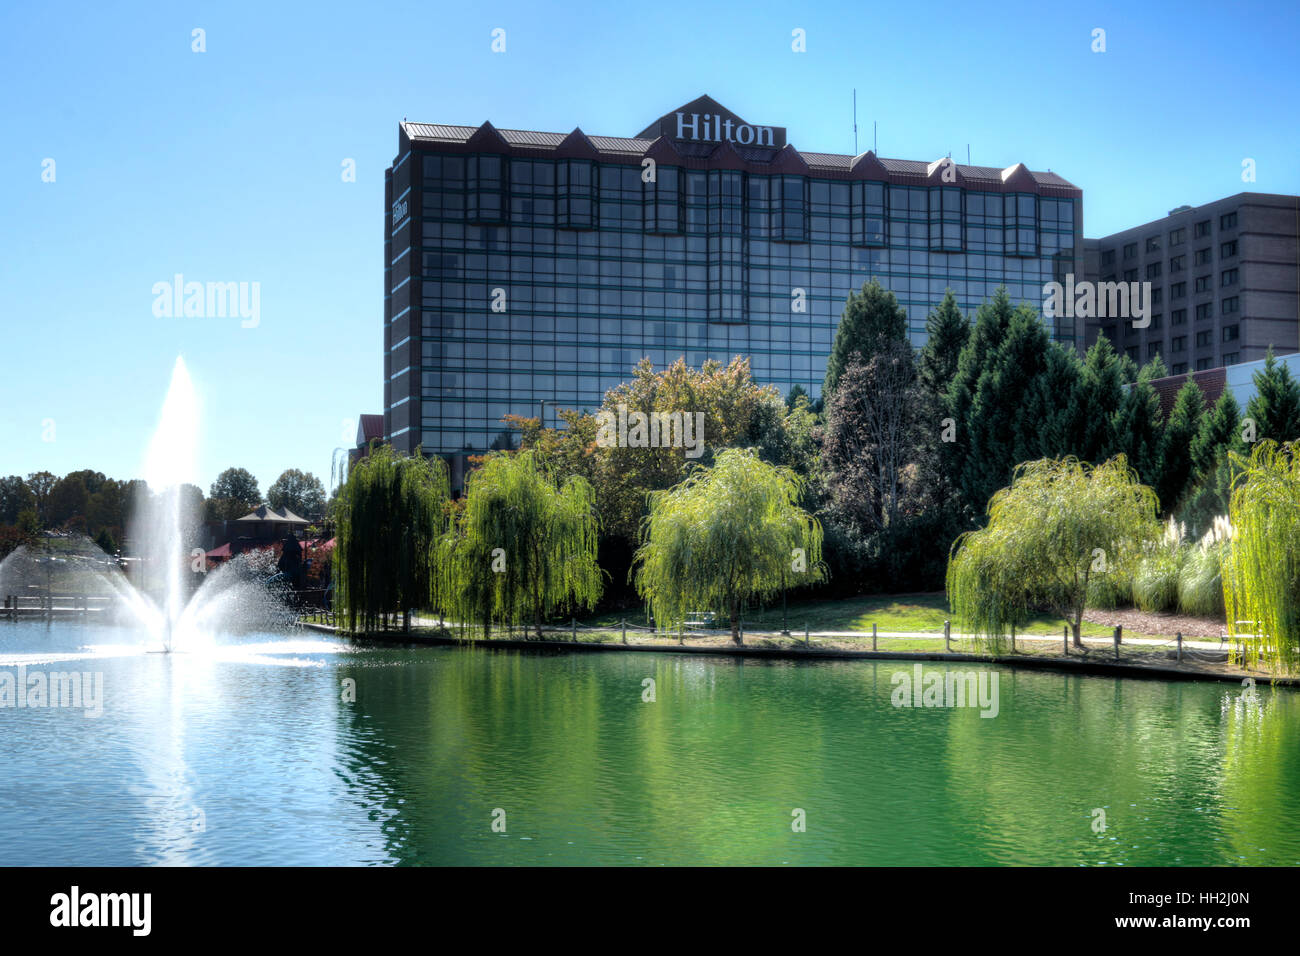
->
xmin=947 ymin=290 xmax=1053 ymax=513
xmin=1244 ymin=347 xmax=1300 ymax=444
xmin=1139 ymin=355 xmax=1169 ymax=383
xmin=823 ymin=279 xmax=908 ymax=399
xmin=1015 ymin=342 xmax=1080 ymax=463
xmin=917 ymin=289 xmax=970 ymax=405
xmin=1156 ymin=381 xmax=1207 ymax=514
xmin=1068 ymin=337 xmax=1126 ymax=463
xmin=1181 ymin=390 xmax=1245 ymax=532
xmin=1112 ymin=376 xmax=1165 ymax=487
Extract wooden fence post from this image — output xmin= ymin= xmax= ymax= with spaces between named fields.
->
xmin=1176 ymin=632 xmax=1182 ymax=663
xmin=944 ymin=620 xmax=951 ymax=653
xmin=621 ymin=619 xmax=627 ymax=645
xmin=1113 ymin=625 xmax=1120 ymax=661
xmin=1010 ymin=623 xmax=1016 ymax=653
xmin=872 ymin=622 xmax=877 ymax=651
xmin=1063 ymin=626 xmax=1069 ymax=656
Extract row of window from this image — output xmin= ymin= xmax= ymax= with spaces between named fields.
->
xmin=1101 ymin=213 xmax=1239 ymax=266
xmin=417 ymin=155 xmax=1075 ymax=256
xmin=1108 ymin=267 xmax=1239 ymax=292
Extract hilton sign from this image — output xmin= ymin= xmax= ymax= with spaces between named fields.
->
xmin=673 ymin=111 xmax=778 ymax=148
xmin=638 ymin=98 xmax=788 ymax=150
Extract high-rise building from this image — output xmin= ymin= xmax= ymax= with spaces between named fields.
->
xmin=1085 ymin=193 xmax=1300 ymax=374
xmin=384 ymin=95 xmax=1083 ymax=482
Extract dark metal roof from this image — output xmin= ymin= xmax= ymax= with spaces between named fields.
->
xmin=399 ymin=110 xmax=1080 ymax=195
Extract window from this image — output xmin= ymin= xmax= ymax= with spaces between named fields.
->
xmin=1196 ymin=302 xmax=1213 ymax=321
xmin=1196 ymin=357 xmax=1214 ymax=371
xmin=1172 ymin=335 xmax=1186 ymax=352
xmin=1152 ymin=288 xmax=1163 ymax=305
xmin=465 ymin=155 xmax=505 ymax=223
xmin=1195 ymin=275 xmax=1212 ymax=293
xmin=1222 ymin=296 xmax=1239 ymax=314
xmin=1172 ymin=308 xmax=1187 ymax=325
xmin=1224 ymin=352 xmax=1240 ymax=365
xmin=1223 ymin=325 xmax=1239 ymax=342
xmin=557 ymin=159 xmax=596 ymax=229
xmin=774 ymin=175 xmax=807 ymax=242
xmin=1146 ymin=262 xmax=1162 ymax=279
xmin=850 ymin=181 xmax=886 ymax=246
xmin=1169 ymin=227 xmax=1185 ymax=246
xmin=1220 ymin=239 xmax=1237 ymax=258
xmin=927 ymin=186 xmax=962 ymax=252
xmin=1194 ymin=248 xmax=1211 ymax=266
xmin=1101 ymin=249 xmax=1116 ymax=267
xmin=1196 ymin=330 xmax=1213 ymax=347
xmin=1125 ymin=346 xmax=1139 ymax=363
xmin=1150 ymin=313 xmax=1163 ymax=328
xmin=1170 ymin=254 xmax=1185 ymax=273
xmin=1146 ymin=236 xmax=1161 ymax=253
xmin=1147 ymin=342 xmax=1161 ymax=359
xmin=1171 ymin=281 xmax=1186 ymax=299
xmin=1194 ymin=219 xmax=1211 ymax=238
xmin=645 ymin=166 xmax=682 ymax=234
xmin=1220 ymin=211 xmax=1237 ymax=230
xmin=1221 ymin=267 xmax=1238 ymax=286
xmin=1123 ymin=242 xmax=1137 ymax=260
xmin=1172 ymin=362 xmax=1188 ymax=374
xmin=1124 ymin=268 xmax=1139 ymax=282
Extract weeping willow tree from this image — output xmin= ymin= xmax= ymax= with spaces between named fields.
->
xmin=632 ymin=447 xmax=825 ymax=644
xmin=439 ymin=449 xmax=601 ymax=639
xmin=947 ymin=456 xmax=1160 ymax=653
xmin=1223 ymin=441 xmax=1300 ymax=672
xmin=334 ymin=444 xmax=449 ymax=634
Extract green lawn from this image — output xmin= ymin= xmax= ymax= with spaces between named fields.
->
xmin=582 ymin=592 xmax=1152 ymax=640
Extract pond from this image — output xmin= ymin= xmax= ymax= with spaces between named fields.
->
xmin=2 ymin=622 xmax=1297 ymax=865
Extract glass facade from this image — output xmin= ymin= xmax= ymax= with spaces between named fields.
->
xmin=384 ymin=108 xmax=1082 ymax=461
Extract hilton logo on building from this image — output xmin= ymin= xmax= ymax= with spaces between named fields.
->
xmin=637 ymin=95 xmax=787 ymax=150
xmin=674 ymin=111 xmax=776 ymax=147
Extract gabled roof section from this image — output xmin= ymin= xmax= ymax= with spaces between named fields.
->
xmin=768 ymin=143 xmax=810 ymax=174
xmin=464 ymin=121 xmax=510 ymax=152
xmin=555 ymin=127 xmax=601 ymax=159
xmin=925 ymin=156 xmax=963 ymax=185
xmin=999 ymin=162 xmax=1037 ymax=189
xmin=849 ymin=150 xmax=889 ymax=179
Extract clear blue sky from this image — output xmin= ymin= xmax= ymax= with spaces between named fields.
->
xmin=2 ymin=0 xmax=1297 ymax=494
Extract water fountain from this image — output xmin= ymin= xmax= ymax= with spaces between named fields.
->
xmin=0 ymin=356 xmax=296 ymax=648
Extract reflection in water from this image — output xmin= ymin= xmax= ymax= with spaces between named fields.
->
xmin=1 ymin=623 xmax=1297 ymax=865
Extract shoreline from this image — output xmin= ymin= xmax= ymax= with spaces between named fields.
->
xmin=298 ymin=621 xmax=1299 ymax=689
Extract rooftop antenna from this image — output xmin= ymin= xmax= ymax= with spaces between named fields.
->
xmin=874 ymin=120 xmax=877 ymax=154
xmin=853 ymin=89 xmax=858 ymax=154
xmin=967 ymin=144 xmax=971 ymax=165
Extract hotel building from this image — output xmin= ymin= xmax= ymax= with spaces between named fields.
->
xmin=1085 ymin=193 xmax=1300 ymax=374
xmin=383 ymin=95 xmax=1083 ymax=480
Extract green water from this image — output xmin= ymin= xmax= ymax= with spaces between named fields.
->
xmin=3 ymin=626 xmax=1298 ymax=865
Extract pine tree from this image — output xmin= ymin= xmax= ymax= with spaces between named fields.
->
xmin=1156 ymin=380 xmax=1207 ymax=514
xmin=1112 ymin=377 xmax=1164 ymax=487
xmin=1069 ymin=337 xmax=1126 ymax=463
xmin=917 ymin=289 xmax=970 ymax=405
xmin=949 ymin=292 xmax=1053 ymax=512
xmin=1244 ymin=347 xmax=1300 ymax=443
xmin=823 ymin=279 xmax=909 ymax=399
xmin=1181 ymin=389 xmax=1244 ymax=532
xmin=1015 ymin=342 xmax=1080 ymax=463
